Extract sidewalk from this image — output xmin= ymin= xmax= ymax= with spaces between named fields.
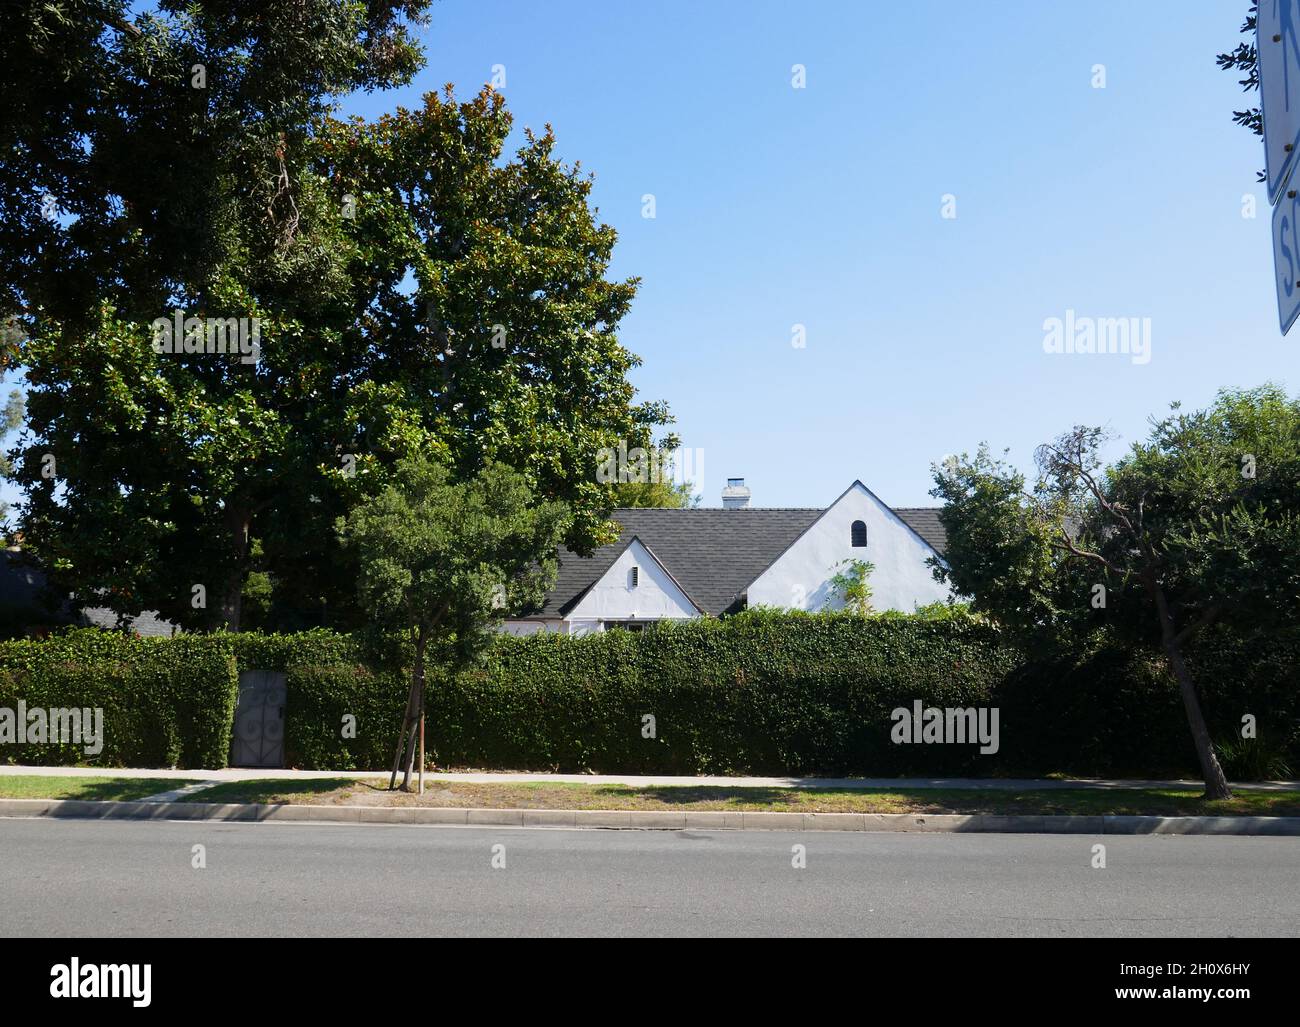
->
xmin=1 ymin=764 xmax=1296 ymax=791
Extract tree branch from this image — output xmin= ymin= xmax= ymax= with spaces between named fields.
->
xmin=1049 ymin=530 xmax=1124 ymax=575
xmin=99 ymin=11 xmax=142 ymax=39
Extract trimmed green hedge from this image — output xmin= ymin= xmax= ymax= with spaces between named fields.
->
xmin=285 ymin=664 xmax=406 ymax=770
xmin=0 ymin=631 xmax=238 ymax=768
xmin=422 ymin=613 xmax=1017 ymax=775
xmin=281 ymin=616 xmax=1297 ymax=777
xmin=2 ymin=618 xmax=1294 ymax=777
xmin=997 ymin=629 xmax=1300 ymax=777
xmin=228 ymin=629 xmax=360 ymax=673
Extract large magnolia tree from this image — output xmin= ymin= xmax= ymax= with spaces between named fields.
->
xmin=6 ymin=3 xmax=670 ymax=630
xmin=932 ymin=386 xmax=1300 ymax=799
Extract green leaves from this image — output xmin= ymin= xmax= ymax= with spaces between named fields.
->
xmin=8 ymin=17 xmax=671 ymax=631
xmin=930 ymin=445 xmax=1073 ymax=646
xmin=829 ymin=559 xmax=876 ymax=615
xmin=313 ymin=88 xmax=667 ymax=551
xmin=0 ymin=629 xmax=239 ymax=768
xmin=336 ymin=454 xmax=571 ymax=663
xmin=1103 ymin=385 xmax=1300 ymax=639
xmin=932 ymin=384 xmax=1300 ymax=652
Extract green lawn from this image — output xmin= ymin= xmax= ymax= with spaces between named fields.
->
xmin=0 ymin=775 xmax=200 ymax=801
xmin=180 ymin=778 xmax=1300 ymax=817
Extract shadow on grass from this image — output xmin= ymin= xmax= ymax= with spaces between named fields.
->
xmin=183 ymin=777 xmax=359 ymax=805
xmin=571 ymin=785 xmax=1300 ymax=817
xmin=588 ymin=785 xmax=812 ymax=807
xmin=0 ymin=776 xmax=193 ymax=802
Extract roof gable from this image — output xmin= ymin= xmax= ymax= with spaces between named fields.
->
xmin=523 ymin=491 xmax=947 ymax=621
xmin=847 ymin=480 xmax=947 ymax=559
xmin=735 ymin=481 xmax=945 ymax=600
xmin=533 ymin=508 xmax=823 ymax=618
xmin=564 ymin=536 xmax=703 ymax=620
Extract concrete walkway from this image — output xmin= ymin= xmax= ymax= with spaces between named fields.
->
xmin=1 ymin=764 xmax=1296 ymax=792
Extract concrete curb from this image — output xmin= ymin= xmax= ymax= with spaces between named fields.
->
xmin=2 ymin=799 xmax=1300 ymax=835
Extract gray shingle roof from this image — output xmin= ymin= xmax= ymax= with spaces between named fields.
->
xmin=0 ymin=550 xmax=178 ymax=637
xmin=892 ymin=508 xmax=948 ymax=556
xmin=536 ymin=508 xmax=821 ymax=617
xmin=530 ymin=505 xmax=946 ymax=619
xmin=78 ymin=606 xmax=177 ymax=637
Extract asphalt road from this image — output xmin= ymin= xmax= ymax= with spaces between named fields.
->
xmin=1 ymin=818 xmax=1297 ymax=936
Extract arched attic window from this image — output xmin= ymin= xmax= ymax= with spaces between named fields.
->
xmin=850 ymin=520 xmax=867 ymax=548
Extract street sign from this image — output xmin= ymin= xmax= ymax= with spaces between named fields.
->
xmin=1272 ymin=173 xmax=1300 ymax=334
xmin=1258 ymin=0 xmax=1300 ymax=204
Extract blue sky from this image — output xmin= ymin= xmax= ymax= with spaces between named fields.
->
xmin=335 ymin=0 xmax=1294 ymax=508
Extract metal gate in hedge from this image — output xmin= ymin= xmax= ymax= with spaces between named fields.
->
xmin=229 ymin=670 xmax=286 ymax=768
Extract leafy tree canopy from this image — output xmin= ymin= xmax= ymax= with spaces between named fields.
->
xmin=0 ymin=0 xmax=430 ymax=329
xmin=931 ymin=385 xmax=1300 ymax=797
xmin=7 ymin=4 xmax=671 ymax=631
xmin=337 ymin=453 xmax=570 ymax=788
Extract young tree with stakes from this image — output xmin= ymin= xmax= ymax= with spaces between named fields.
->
xmin=337 ymin=454 xmax=570 ymax=792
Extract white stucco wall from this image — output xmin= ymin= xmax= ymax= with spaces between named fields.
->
xmin=746 ymin=483 xmax=950 ymax=613
xmin=564 ymin=538 xmax=700 ymax=625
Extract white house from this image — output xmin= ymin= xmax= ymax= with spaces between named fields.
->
xmin=501 ymin=478 xmax=951 ymax=636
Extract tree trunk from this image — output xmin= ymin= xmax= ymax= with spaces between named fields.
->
xmin=1163 ymin=638 xmax=1232 ymax=800
xmin=219 ymin=503 xmax=251 ymax=632
xmin=388 ymin=712 xmax=414 ymax=791
xmin=390 ymin=612 xmax=444 ymax=791
xmin=388 ymin=718 xmax=410 ymax=791
xmin=400 ymin=705 xmax=418 ymax=790
xmin=1147 ymin=581 xmax=1230 ymax=799
xmin=389 ymin=636 xmax=422 ymax=790
xmin=399 ymin=627 xmax=427 ymax=792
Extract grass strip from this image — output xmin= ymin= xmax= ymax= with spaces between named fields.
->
xmin=0 ymin=775 xmax=201 ymax=801
xmin=178 ymin=779 xmax=1300 ymax=817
